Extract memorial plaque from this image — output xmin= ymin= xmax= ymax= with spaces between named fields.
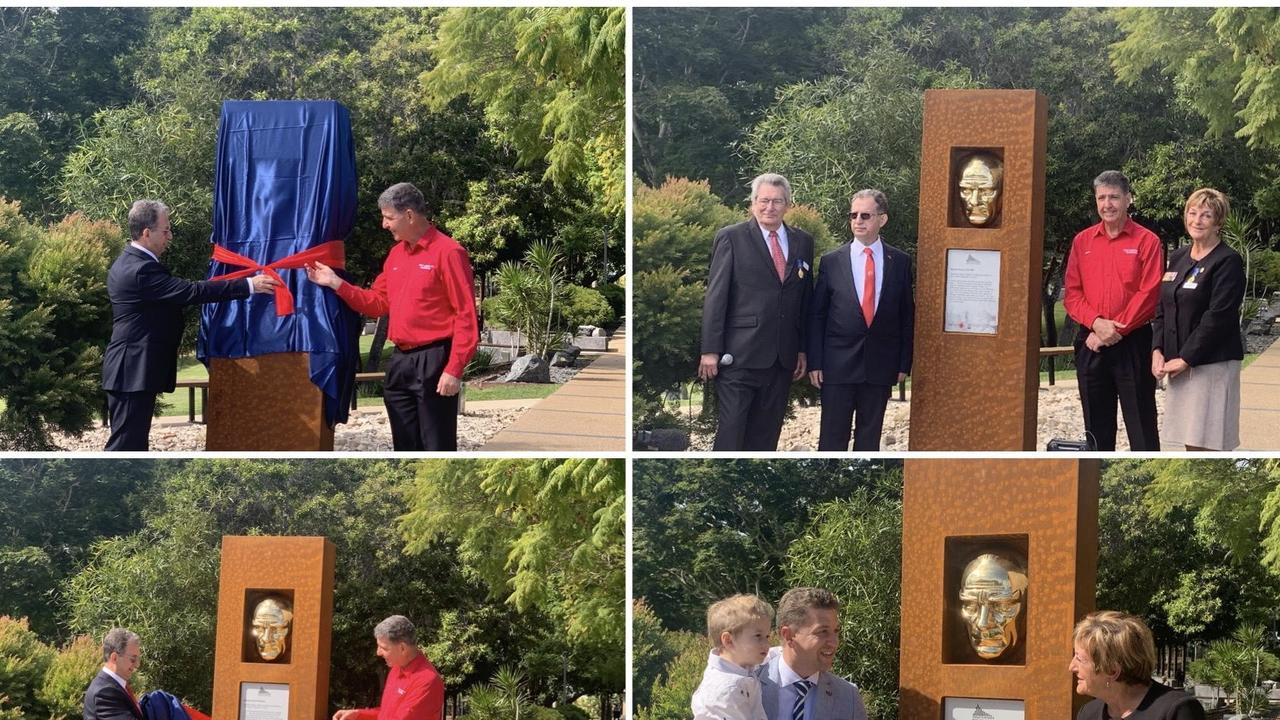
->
xmin=239 ymin=683 xmax=289 ymax=720
xmin=899 ymin=460 xmax=1098 ymax=720
xmin=206 ymin=353 xmax=334 ymax=451
xmin=942 ymin=698 xmax=1024 ymax=720
xmin=944 ymin=249 xmax=1001 ymax=334
xmin=909 ymin=90 xmax=1047 ymax=450
xmin=213 ymin=537 xmax=335 ymax=720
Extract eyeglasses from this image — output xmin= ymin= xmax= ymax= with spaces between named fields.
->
xmin=755 ymin=198 xmax=788 ymax=207
xmin=848 ymin=212 xmax=884 ymax=221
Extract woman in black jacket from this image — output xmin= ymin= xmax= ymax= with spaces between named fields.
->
xmin=1151 ymin=187 xmax=1246 ymax=450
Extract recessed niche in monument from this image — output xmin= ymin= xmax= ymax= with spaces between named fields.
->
xmin=949 ymin=148 xmax=1005 ymax=229
xmin=242 ymin=589 xmax=295 ymax=664
xmin=941 ymin=534 xmax=1028 ymax=666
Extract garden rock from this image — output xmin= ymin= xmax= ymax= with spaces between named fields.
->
xmin=505 ymin=354 xmax=551 ymax=383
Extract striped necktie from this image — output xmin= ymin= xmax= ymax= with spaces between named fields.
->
xmin=791 ymin=679 xmax=813 ymax=720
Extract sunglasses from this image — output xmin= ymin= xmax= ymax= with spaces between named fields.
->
xmin=848 ymin=211 xmax=884 ymax=221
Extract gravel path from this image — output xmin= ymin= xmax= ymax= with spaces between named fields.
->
xmin=51 ymin=405 xmax=532 ymax=452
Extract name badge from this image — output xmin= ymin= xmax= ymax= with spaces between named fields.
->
xmin=1182 ymin=280 xmax=1199 ymax=290
xmin=1162 ymin=271 xmax=1177 ymax=282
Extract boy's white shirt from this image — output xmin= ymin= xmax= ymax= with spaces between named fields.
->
xmin=691 ymin=649 xmax=769 ymax=720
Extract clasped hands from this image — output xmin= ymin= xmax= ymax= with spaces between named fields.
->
xmin=1151 ymin=349 xmax=1188 ymax=381
xmin=1083 ymin=317 xmax=1125 ymax=353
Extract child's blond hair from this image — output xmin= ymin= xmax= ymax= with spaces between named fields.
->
xmin=706 ymin=594 xmax=774 ymax=649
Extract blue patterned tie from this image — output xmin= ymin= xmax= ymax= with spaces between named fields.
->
xmin=791 ymin=680 xmax=813 ymax=720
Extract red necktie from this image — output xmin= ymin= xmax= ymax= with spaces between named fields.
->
xmin=768 ymin=230 xmax=786 ymax=282
xmin=126 ymin=682 xmax=142 ymax=716
xmin=861 ymin=247 xmax=876 ymax=326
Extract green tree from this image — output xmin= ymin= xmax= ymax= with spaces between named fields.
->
xmin=0 ymin=460 xmax=154 ymax=637
xmin=1188 ymin=625 xmax=1280 ymax=716
xmin=0 ymin=8 xmax=148 ymax=219
xmin=632 ymin=8 xmax=841 ymax=204
xmin=0 ymin=205 xmax=117 ymax=449
xmin=633 ymin=459 xmax=902 ymax=632
xmin=400 ymin=459 xmax=625 ymax=710
xmin=424 ymin=8 xmax=625 ymax=214
xmin=1112 ymin=8 xmax=1280 ymax=150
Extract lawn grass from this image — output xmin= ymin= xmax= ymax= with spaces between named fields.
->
xmin=160 ymin=336 xmax=558 ymax=417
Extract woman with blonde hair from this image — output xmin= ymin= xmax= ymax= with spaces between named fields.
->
xmin=1069 ymin=611 xmax=1204 ymax=719
xmin=1152 ymin=187 xmax=1246 ymax=450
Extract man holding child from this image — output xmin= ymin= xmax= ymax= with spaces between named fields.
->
xmin=692 ymin=587 xmax=868 ymax=720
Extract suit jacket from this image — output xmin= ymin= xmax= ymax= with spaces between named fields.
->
xmin=102 ymin=245 xmax=249 ymax=394
xmin=83 ymin=670 xmax=143 ymax=720
xmin=807 ymin=240 xmax=914 ymax=385
xmin=701 ymin=219 xmax=814 ymax=370
xmin=756 ymin=652 xmax=867 ymax=720
xmin=1152 ymin=241 xmax=1245 ymax=367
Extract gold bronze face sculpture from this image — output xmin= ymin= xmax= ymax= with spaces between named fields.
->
xmin=957 ymin=154 xmax=1004 ymax=226
xmin=958 ymin=553 xmax=1027 ymax=659
xmin=251 ymin=597 xmax=294 ymax=661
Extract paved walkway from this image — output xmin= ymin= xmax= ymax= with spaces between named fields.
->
xmin=482 ymin=326 xmax=627 ymax=452
xmin=1238 ymin=336 xmax=1280 ymax=450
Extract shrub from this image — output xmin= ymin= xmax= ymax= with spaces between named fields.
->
xmin=563 ymin=286 xmax=615 ymax=329
xmin=632 ymin=266 xmax=704 ymax=429
xmin=596 ymin=282 xmax=625 ymax=321
xmin=0 ymin=617 xmax=55 ymax=716
xmin=39 ymin=635 xmax=101 ymax=720
xmin=0 ymin=204 xmax=117 ymax=448
xmin=555 ymin=703 xmax=591 ymax=720
xmin=635 ymin=632 xmax=705 ymax=720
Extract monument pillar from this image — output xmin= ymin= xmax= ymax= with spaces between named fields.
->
xmin=899 ymin=459 xmax=1098 ymax=720
xmin=908 ymin=89 xmax=1048 ymax=450
xmin=212 ymin=536 xmax=336 ymax=720
xmin=206 ymin=355 xmax=335 ymax=451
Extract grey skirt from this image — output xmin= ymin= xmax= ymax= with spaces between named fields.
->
xmin=1161 ymin=359 xmax=1241 ymax=450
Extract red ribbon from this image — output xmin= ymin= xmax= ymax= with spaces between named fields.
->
xmin=210 ymin=240 xmax=346 ymax=316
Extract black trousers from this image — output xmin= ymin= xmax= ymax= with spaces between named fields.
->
xmin=385 ymin=340 xmax=458 ymax=451
xmin=105 ymin=390 xmax=157 ymax=451
xmin=1075 ymin=324 xmax=1160 ymax=451
xmin=713 ymin=362 xmax=792 ymax=451
xmin=818 ymin=382 xmax=892 ymax=451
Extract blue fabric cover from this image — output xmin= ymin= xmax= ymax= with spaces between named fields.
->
xmin=197 ymin=100 xmax=360 ymax=426
xmin=140 ymin=690 xmax=191 ymax=720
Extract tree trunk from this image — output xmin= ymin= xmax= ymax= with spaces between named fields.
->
xmin=367 ymin=315 xmax=390 ymax=372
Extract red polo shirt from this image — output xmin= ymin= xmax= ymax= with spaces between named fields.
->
xmin=353 ymin=654 xmax=444 ymax=720
xmin=337 ymin=226 xmax=479 ymax=377
xmin=1063 ymin=217 xmax=1163 ymax=336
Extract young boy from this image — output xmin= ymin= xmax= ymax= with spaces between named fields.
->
xmin=691 ymin=594 xmax=773 ymax=720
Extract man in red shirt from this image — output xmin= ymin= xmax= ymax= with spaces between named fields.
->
xmin=307 ymin=182 xmax=478 ymax=451
xmin=332 ymin=616 xmax=444 ymax=720
xmin=1063 ymin=170 xmax=1164 ymax=450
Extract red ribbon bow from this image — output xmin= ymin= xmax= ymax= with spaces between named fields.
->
xmin=210 ymin=240 xmax=346 ymax=316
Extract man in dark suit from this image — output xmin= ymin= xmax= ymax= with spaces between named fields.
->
xmin=807 ymin=189 xmax=914 ymax=451
xmin=699 ymin=173 xmax=814 ymax=451
xmin=102 ymin=199 xmax=277 ymax=451
xmin=83 ymin=628 xmax=143 ymax=720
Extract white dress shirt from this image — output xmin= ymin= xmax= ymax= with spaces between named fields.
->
xmin=849 ymin=237 xmax=884 ymax=310
xmin=101 ymin=666 xmax=129 ymax=692
xmin=776 ymin=653 xmax=820 ymax=720
xmin=692 ymin=650 xmax=768 ymax=720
